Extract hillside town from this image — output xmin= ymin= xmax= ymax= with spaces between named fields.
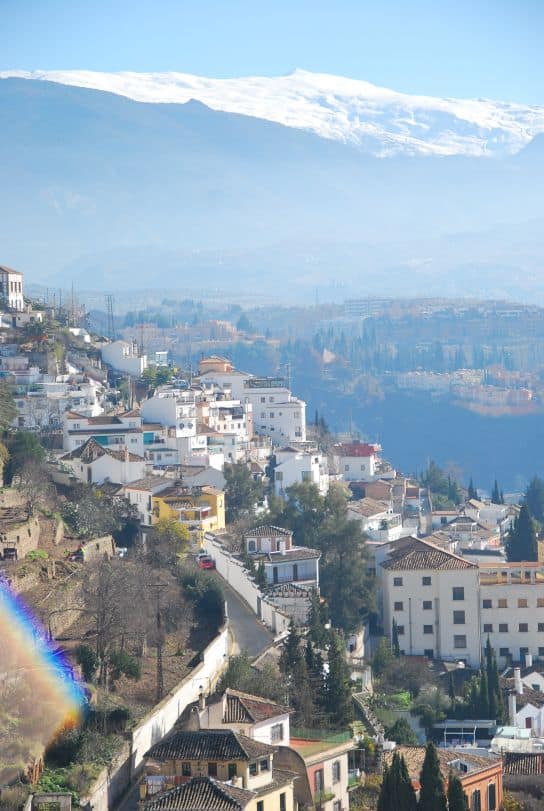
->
xmin=3 ymin=267 xmax=544 ymax=811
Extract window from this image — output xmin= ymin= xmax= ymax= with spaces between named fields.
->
xmin=271 ymin=723 xmax=284 ymax=742
xmin=248 ymin=540 xmax=256 ymax=552
xmin=332 ymin=761 xmax=341 ymax=783
xmin=260 ymin=759 xmax=269 ymax=772
xmin=471 ymin=789 xmax=481 ymax=811
xmin=519 ymin=623 xmax=529 ymax=633
xmin=488 ymin=783 xmax=496 ymax=811
xmin=424 ymin=649 xmax=434 ymax=659
xmin=454 ymin=635 xmax=467 ymax=649
xmin=538 ymin=623 xmax=544 ymax=633
xmin=257 ymin=802 xmax=264 ymax=811
xmin=483 ymin=624 xmax=493 ymax=633
xmin=423 ymin=601 xmax=432 ymax=610
xmin=538 ymin=598 xmax=544 ymax=608
xmin=315 ymin=769 xmax=324 ymax=792
xmin=498 ymin=599 xmax=508 ymax=608
xmin=483 ymin=599 xmax=492 ymax=609
xmin=249 ymin=762 xmax=258 ymax=776
xmin=539 ymin=647 xmax=544 ymax=657
xmin=208 ymin=763 xmax=217 ymax=777
xmin=269 ymin=412 xmax=274 ymax=418
xmin=394 ymin=601 xmax=404 ymax=611
xmin=500 ymin=647 xmax=510 ymax=657
xmin=333 ymin=803 xmax=342 ymax=811
xmin=518 ymin=598 xmax=528 ymax=608
xmin=520 ymin=646 xmax=529 ymax=658
xmin=423 ymin=625 xmax=433 ymax=634
xmin=499 ymin=623 xmax=509 ymax=633
xmin=228 ymin=764 xmax=237 ymax=779
xmin=393 ymin=577 xmax=403 ymax=587
xmin=396 ymin=626 xmax=405 ymax=635
xmin=453 ymin=611 xmax=466 ymax=625
xmin=422 ymin=576 xmax=432 ymax=586
xmin=280 ymin=793 xmax=286 ymax=811
xmin=452 ymin=587 xmax=465 ymax=601
xmin=181 ymin=763 xmax=191 ymax=777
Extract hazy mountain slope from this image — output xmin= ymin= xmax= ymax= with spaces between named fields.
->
xmin=0 ymin=78 xmax=542 ymax=297
xmin=3 ymin=68 xmax=544 ymax=157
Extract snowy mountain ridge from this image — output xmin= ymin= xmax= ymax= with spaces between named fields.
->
xmin=2 ymin=68 xmax=544 ymax=158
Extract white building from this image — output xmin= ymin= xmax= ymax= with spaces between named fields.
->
xmin=14 ymin=379 xmax=105 ymax=431
xmin=122 ymin=475 xmax=173 ymax=528
xmin=195 ymin=688 xmax=292 ymax=746
xmin=0 ymin=265 xmax=24 ymax=311
xmin=63 ymin=409 xmax=144 ymax=455
xmin=507 ymin=666 xmax=544 ymax=736
xmin=100 ymin=339 xmax=147 ymax=376
xmin=331 ymin=441 xmax=381 ymax=482
xmin=347 ymin=497 xmax=404 ymax=542
xmin=197 ymin=358 xmax=306 ymax=444
xmin=273 ymin=446 xmax=329 ymax=497
xmin=59 ymin=438 xmax=146 ymax=485
xmin=381 ymin=538 xmax=481 ymax=666
xmin=245 ymin=525 xmax=320 ymax=588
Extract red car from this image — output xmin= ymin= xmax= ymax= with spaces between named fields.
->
xmin=197 ymin=555 xmax=215 ymax=570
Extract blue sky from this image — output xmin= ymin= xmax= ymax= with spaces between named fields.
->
xmin=1 ymin=0 xmax=539 ymax=104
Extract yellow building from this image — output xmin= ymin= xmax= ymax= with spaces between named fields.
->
xmin=152 ymin=485 xmax=225 ymax=535
xmin=141 ymin=729 xmax=295 ymax=811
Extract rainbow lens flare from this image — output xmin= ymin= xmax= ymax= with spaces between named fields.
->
xmin=0 ymin=582 xmax=85 ymax=784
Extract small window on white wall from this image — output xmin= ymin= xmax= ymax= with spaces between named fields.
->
xmin=248 ymin=540 xmax=256 ymax=552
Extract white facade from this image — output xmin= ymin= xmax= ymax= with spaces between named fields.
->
xmin=199 ymin=369 xmax=306 ymax=443
xmin=60 ymin=441 xmax=146 ymax=485
xmin=0 ymin=266 xmax=24 ymax=311
xmin=381 ymin=539 xmax=481 ymax=666
xmin=245 ymin=525 xmax=320 ymax=588
xmin=331 ymin=441 xmax=380 ymax=482
xmin=63 ymin=410 xmax=144 ymax=455
xmin=14 ymin=380 xmax=104 ymax=430
xmin=273 ymin=448 xmax=329 ymax=497
xmin=347 ymin=499 xmax=404 ymax=542
xmin=100 ymin=340 xmax=147 ymax=376
xmin=197 ymin=689 xmax=291 ymax=746
xmin=123 ymin=476 xmax=172 ymax=527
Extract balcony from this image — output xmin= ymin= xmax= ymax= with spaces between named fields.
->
xmin=313 ymin=788 xmax=334 ymax=805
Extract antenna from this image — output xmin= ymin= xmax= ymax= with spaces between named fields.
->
xmin=105 ymin=294 xmax=116 ymax=340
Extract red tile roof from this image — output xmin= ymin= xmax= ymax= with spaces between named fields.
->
xmin=333 ymin=442 xmax=379 ymax=457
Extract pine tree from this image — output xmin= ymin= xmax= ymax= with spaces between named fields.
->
xmin=506 ymin=503 xmax=538 ymax=562
xmin=392 ymin=618 xmax=401 ymax=657
xmin=324 ymin=629 xmax=354 ymax=727
xmin=447 ymin=774 xmax=469 ymax=811
xmin=418 ymin=742 xmax=447 ymax=811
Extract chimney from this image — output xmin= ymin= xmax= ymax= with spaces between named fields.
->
xmin=198 ymin=691 xmax=206 ymax=711
xmin=509 ymin=692 xmax=518 ymax=725
xmin=514 ymin=667 xmax=523 ymax=695
xmin=526 ymin=653 xmax=533 ymax=669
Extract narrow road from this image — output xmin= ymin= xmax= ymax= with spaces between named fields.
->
xmin=219 ymin=577 xmax=274 ymax=657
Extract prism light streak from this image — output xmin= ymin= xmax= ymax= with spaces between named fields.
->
xmin=0 ymin=582 xmax=85 ymax=781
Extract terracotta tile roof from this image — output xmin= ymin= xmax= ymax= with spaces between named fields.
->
xmin=145 ymin=730 xmax=276 ymax=762
xmin=246 ymin=525 xmax=292 ymax=537
xmin=381 ymin=538 xmax=477 ymax=571
xmin=333 ymin=442 xmax=379 ymax=458
xmin=124 ymin=476 xmax=172 ymax=492
xmin=348 ymin=497 xmax=390 ymax=518
xmin=144 ymin=777 xmax=253 ymax=811
xmin=222 ymin=689 xmax=291 ymax=724
xmin=387 ymin=747 xmax=500 ymax=782
xmin=515 ymin=687 xmax=544 ymax=709
xmin=257 ymin=548 xmax=321 ymax=562
xmin=504 ymin=752 xmax=544 ymax=775
xmin=60 ymin=437 xmax=144 ymax=463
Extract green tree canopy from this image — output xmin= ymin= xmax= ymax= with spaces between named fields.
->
xmin=224 ymin=461 xmax=263 ymax=523
xmin=418 ymin=742 xmax=447 ymax=811
xmin=378 ymin=752 xmax=417 ymax=811
xmin=506 ymin=503 xmax=537 ymax=562
xmin=525 ymin=475 xmax=544 ymax=523
xmin=447 ymin=774 xmax=469 ymax=811
xmin=384 ymin=718 xmax=418 ymax=746
xmin=324 ymin=629 xmax=354 ymax=727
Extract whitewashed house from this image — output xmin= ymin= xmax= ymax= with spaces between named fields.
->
xmin=63 ymin=409 xmax=144 ymax=454
xmin=347 ymin=497 xmax=404 ymax=542
xmin=194 ymin=688 xmax=292 ymax=746
xmin=0 ymin=265 xmax=24 ymax=311
xmin=100 ymin=339 xmax=147 ymax=376
xmin=59 ymin=438 xmax=146 ymax=484
xmin=244 ymin=525 xmax=320 ymax=588
xmin=332 ymin=441 xmax=381 ymax=482
xmin=273 ymin=446 xmax=329 ymax=497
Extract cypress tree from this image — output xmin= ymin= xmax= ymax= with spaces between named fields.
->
xmin=491 ymin=480 xmax=501 ymax=504
xmin=398 ymin=753 xmax=417 ymax=811
xmin=506 ymin=503 xmax=538 ymax=562
xmin=447 ymin=774 xmax=469 ymax=811
xmin=467 ymin=477 xmax=477 ymax=500
xmin=392 ymin=618 xmax=401 ymax=657
xmin=280 ymin=619 xmax=303 ymax=676
xmin=324 ymin=629 xmax=354 ymax=727
xmin=378 ymin=754 xmax=416 ymax=811
xmin=478 ymin=668 xmax=489 ymax=717
xmin=377 ymin=763 xmax=391 ymax=811
xmin=418 ymin=742 xmax=447 ymax=811
xmin=448 ymin=671 xmax=456 ymax=713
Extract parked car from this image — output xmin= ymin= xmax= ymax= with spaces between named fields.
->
xmin=197 ymin=555 xmax=215 ymax=570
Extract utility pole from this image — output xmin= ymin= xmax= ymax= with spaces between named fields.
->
xmin=149 ymin=584 xmax=167 ymax=702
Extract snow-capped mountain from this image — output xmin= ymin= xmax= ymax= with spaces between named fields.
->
xmin=2 ymin=67 xmax=544 ymax=157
